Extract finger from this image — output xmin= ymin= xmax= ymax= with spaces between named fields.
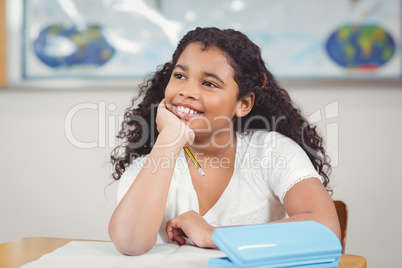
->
xmin=158 ymin=98 xmax=166 ymax=109
xmin=180 ymin=229 xmax=188 ymax=238
xmin=166 ymin=218 xmax=181 ymax=240
xmin=164 ymin=102 xmax=175 ymax=113
xmin=174 ymin=235 xmax=186 ymax=245
xmin=166 ymin=220 xmax=174 ymax=240
xmin=158 ymin=99 xmax=176 ymax=115
xmin=172 ymin=228 xmax=186 ymax=245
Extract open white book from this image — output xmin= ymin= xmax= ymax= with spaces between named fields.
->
xmin=21 ymin=241 xmax=227 ymax=268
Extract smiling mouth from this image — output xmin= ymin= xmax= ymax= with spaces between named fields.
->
xmin=174 ymin=105 xmax=203 ymax=118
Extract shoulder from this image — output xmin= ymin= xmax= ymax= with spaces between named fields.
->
xmin=125 ymin=154 xmax=150 ymax=171
xmin=120 ymin=154 xmax=150 ymax=183
xmin=117 ymin=154 xmax=149 ymax=203
xmin=238 ymin=130 xmax=299 ymax=152
xmin=242 ymin=131 xmax=312 ymax=167
xmin=238 ymin=131 xmax=321 ymax=198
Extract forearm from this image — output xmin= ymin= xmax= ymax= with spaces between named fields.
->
xmin=109 ymin=127 xmax=186 ymax=255
xmin=270 ymin=212 xmax=341 ymax=242
xmin=278 ymin=178 xmax=342 ymax=242
xmin=202 ymin=212 xmax=339 ymax=251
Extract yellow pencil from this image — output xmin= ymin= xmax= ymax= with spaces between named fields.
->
xmin=184 ymin=147 xmax=205 ymax=176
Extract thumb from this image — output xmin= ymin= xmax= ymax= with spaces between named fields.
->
xmin=158 ymin=98 xmax=167 ymax=110
xmin=184 ymin=126 xmax=195 ymax=145
xmin=166 ymin=218 xmax=180 ymax=239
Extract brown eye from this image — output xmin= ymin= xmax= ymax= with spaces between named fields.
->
xmin=203 ymin=81 xmax=218 ymax=88
xmin=174 ymin=73 xmax=185 ymax=80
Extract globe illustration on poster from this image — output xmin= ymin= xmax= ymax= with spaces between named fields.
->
xmin=33 ymin=24 xmax=116 ymax=68
xmin=326 ymin=25 xmax=395 ymax=70
xmin=22 ymin=0 xmax=401 ymax=79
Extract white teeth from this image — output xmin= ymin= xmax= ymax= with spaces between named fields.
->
xmin=177 ymin=106 xmax=199 ymax=115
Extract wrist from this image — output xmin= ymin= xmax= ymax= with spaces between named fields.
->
xmin=207 ymin=226 xmax=217 ymax=249
xmin=159 ymin=124 xmax=193 ymax=147
xmin=156 ymin=125 xmax=189 ymax=149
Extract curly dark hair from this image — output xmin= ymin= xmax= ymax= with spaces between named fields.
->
xmin=111 ymin=27 xmax=332 ymax=192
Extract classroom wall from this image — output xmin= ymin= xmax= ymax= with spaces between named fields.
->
xmin=1 ymin=82 xmax=401 ymax=268
xmin=2 ymin=1 xmax=402 ymax=267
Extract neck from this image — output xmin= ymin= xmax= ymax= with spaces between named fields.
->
xmin=188 ymin=129 xmax=237 ymax=158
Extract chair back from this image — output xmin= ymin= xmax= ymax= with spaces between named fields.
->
xmin=333 ymin=200 xmax=348 ymax=254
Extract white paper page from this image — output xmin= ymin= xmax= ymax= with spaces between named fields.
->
xmin=21 ymin=241 xmax=179 ymax=268
xmin=21 ymin=241 xmax=227 ymax=268
xmin=158 ymin=244 xmax=226 ymax=268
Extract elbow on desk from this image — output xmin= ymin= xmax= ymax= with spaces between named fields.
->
xmin=110 ymin=234 xmax=156 ymax=256
xmin=109 ymin=226 xmax=157 ymax=256
xmin=115 ymin=241 xmax=155 ymax=256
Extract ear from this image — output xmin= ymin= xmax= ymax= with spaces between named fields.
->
xmin=235 ymin=93 xmax=255 ymax=118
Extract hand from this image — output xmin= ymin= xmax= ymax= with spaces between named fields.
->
xmin=165 ymin=210 xmax=217 ymax=248
xmin=156 ymin=99 xmax=195 ymax=146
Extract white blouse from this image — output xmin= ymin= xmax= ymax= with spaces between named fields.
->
xmin=117 ymin=131 xmax=322 ymax=243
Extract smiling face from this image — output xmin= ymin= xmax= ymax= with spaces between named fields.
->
xmin=164 ymin=42 xmax=246 ymax=142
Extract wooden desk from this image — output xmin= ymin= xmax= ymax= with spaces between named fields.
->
xmin=0 ymin=237 xmax=367 ymax=268
xmin=0 ymin=237 xmax=91 ymax=268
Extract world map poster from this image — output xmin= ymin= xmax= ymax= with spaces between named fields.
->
xmin=23 ymin=0 xmax=400 ymax=79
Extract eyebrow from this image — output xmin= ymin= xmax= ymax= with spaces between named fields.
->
xmin=174 ymin=64 xmax=225 ymax=85
xmin=175 ymin=64 xmax=188 ymax=71
xmin=203 ymin=71 xmax=225 ymax=85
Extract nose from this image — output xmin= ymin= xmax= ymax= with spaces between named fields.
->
xmin=179 ymin=83 xmax=200 ymax=100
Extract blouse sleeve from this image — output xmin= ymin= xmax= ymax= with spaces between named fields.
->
xmin=117 ymin=155 xmax=149 ymax=204
xmin=264 ymin=132 xmax=322 ymax=204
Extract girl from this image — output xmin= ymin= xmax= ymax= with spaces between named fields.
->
xmin=108 ymin=27 xmax=341 ymax=255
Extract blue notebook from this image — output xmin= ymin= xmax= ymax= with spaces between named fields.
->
xmin=209 ymin=221 xmax=342 ymax=268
